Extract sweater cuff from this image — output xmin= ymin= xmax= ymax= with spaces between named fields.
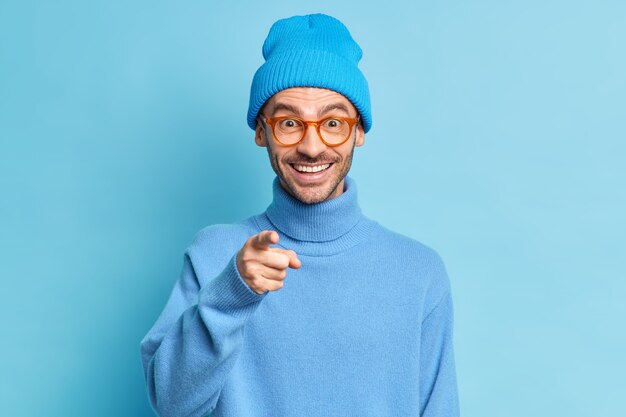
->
xmin=198 ymin=252 xmax=267 ymax=315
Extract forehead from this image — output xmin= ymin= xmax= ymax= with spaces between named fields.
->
xmin=265 ymin=87 xmax=356 ymax=114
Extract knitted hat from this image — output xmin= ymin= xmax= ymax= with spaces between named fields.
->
xmin=247 ymin=13 xmax=372 ymax=133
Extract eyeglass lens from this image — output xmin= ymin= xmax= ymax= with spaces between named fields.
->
xmin=274 ymin=119 xmax=351 ymax=145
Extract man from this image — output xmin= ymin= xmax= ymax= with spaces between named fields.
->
xmin=140 ymin=13 xmax=460 ymax=417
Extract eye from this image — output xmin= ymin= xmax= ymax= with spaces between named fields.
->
xmin=323 ymin=118 xmax=344 ymax=129
xmin=278 ymin=118 xmax=302 ymax=129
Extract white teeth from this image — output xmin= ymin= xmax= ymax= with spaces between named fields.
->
xmin=293 ymin=163 xmax=331 ymax=173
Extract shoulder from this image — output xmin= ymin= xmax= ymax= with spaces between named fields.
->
xmin=183 ymin=219 xmax=259 ymax=285
xmin=370 ymin=221 xmax=452 ymax=308
xmin=370 ymin=221 xmax=447 ymax=268
xmin=187 ymin=220 xmax=257 ymax=258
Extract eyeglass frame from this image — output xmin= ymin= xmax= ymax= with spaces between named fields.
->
xmin=258 ymin=114 xmax=361 ymax=147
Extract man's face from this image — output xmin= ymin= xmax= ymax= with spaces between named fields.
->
xmin=255 ymin=87 xmax=365 ymax=204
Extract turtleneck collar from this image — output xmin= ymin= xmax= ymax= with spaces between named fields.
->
xmin=252 ymin=174 xmax=376 ymax=256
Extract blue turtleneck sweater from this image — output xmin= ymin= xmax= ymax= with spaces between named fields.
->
xmin=140 ymin=175 xmax=460 ymax=417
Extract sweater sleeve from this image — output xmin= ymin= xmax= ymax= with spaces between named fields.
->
xmin=419 ymin=288 xmax=460 ymax=417
xmin=139 ymin=242 xmax=267 ymax=417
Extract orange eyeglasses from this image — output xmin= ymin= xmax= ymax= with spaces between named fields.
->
xmin=262 ymin=115 xmax=360 ymax=147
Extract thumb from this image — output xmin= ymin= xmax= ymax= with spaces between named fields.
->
xmin=269 ymin=247 xmax=301 ymax=269
xmin=285 ymin=249 xmax=301 ymax=269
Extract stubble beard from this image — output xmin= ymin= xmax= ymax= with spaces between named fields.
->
xmin=266 ymin=137 xmax=356 ymax=204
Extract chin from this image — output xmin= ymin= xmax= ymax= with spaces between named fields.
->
xmin=290 ymin=177 xmax=341 ymax=204
xmin=273 ymin=158 xmax=348 ymax=204
xmin=296 ymin=191 xmax=331 ymax=204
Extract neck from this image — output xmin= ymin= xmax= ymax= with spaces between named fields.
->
xmin=253 ymin=174 xmax=374 ymax=255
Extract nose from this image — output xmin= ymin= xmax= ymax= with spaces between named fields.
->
xmin=295 ymin=124 xmax=327 ymax=158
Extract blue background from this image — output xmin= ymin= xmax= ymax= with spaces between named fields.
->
xmin=1 ymin=1 xmax=624 ymax=416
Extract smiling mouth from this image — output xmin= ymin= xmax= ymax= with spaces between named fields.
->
xmin=289 ymin=163 xmax=333 ymax=173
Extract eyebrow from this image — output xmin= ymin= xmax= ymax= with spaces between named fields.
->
xmin=269 ymin=102 xmax=353 ymax=118
xmin=318 ymin=103 xmax=351 ymax=117
xmin=270 ymin=103 xmax=301 ymax=116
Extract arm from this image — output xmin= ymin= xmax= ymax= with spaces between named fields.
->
xmin=419 ymin=289 xmax=460 ymax=417
xmin=139 ymin=245 xmax=266 ymax=417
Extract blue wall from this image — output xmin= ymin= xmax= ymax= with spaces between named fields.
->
xmin=1 ymin=1 xmax=624 ymax=416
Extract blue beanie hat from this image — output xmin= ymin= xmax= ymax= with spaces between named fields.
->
xmin=247 ymin=13 xmax=372 ymax=133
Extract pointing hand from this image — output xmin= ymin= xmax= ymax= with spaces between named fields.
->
xmin=235 ymin=230 xmax=301 ymax=294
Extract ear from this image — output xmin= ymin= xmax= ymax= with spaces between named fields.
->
xmin=255 ymin=120 xmax=267 ymax=147
xmin=355 ymin=123 xmax=365 ymax=147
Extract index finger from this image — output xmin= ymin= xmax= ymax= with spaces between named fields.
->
xmin=251 ymin=230 xmax=278 ymax=250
